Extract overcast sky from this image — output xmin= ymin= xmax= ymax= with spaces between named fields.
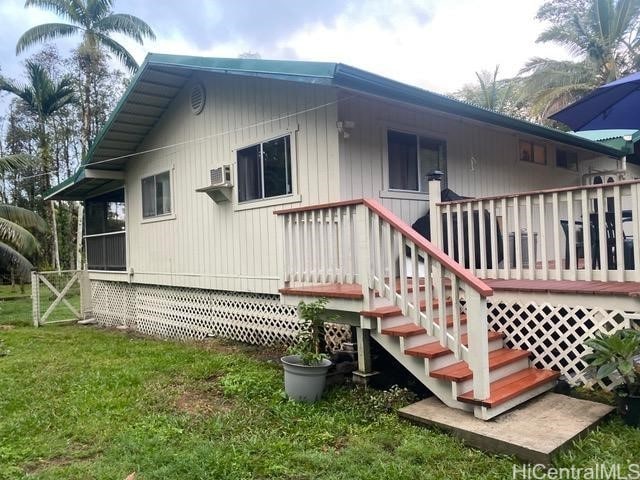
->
xmin=0 ymin=0 xmax=574 ymax=94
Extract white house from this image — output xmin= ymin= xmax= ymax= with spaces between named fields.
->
xmin=47 ymin=54 xmax=640 ymax=420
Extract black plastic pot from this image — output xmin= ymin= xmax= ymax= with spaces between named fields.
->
xmin=617 ymin=393 xmax=640 ymax=427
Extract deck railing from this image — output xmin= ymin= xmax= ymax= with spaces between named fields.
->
xmin=276 ymin=199 xmax=494 ymax=400
xmin=430 ymin=179 xmax=640 ymax=283
xmin=85 ymin=231 xmax=126 ymax=271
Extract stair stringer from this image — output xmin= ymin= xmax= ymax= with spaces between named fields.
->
xmin=369 ymin=328 xmax=474 ymax=412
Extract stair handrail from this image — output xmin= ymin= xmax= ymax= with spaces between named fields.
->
xmin=361 ymin=198 xmax=492 ymax=401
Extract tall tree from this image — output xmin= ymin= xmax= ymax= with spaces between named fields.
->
xmin=16 ymin=0 xmax=155 ymax=152
xmin=0 ymin=61 xmax=75 ymax=270
xmin=520 ymin=0 xmax=640 ymax=120
xmin=0 ymin=155 xmax=46 ymax=276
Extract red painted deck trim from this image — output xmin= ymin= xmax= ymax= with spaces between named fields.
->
xmin=279 ymin=283 xmax=363 ymax=299
xmin=457 ymin=368 xmax=560 ymax=407
xmin=483 ymin=279 xmax=640 ymax=297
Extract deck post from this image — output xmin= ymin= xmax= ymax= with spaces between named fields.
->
xmin=465 ymin=288 xmax=490 ymax=400
xmin=428 ymin=179 xmax=443 ymax=250
xmin=353 ymin=326 xmax=378 ymax=386
xmin=354 ymin=204 xmax=373 ymax=310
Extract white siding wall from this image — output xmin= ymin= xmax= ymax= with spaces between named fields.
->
xmin=337 ymin=95 xmax=606 ymax=225
xmin=123 ymin=74 xmax=339 ymax=294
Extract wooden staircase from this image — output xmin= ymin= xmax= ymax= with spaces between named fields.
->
xmin=276 ymin=198 xmax=560 ymax=420
xmin=282 ymin=281 xmax=559 ymax=420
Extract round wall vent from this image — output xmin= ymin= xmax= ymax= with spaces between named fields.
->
xmin=190 ymin=83 xmax=206 ymax=115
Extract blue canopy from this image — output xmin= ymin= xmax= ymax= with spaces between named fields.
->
xmin=550 ymin=72 xmax=640 ymax=130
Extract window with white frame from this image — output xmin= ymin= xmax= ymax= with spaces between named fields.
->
xmin=387 ymin=129 xmax=446 ymax=192
xmin=237 ymin=134 xmax=292 ymax=202
xmin=141 ymin=171 xmax=171 ymax=218
xmin=519 ymin=139 xmax=547 ymax=165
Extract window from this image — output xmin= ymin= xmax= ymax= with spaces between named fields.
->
xmin=142 ymin=171 xmax=171 ymax=218
xmin=387 ymin=129 xmax=446 ymax=192
xmin=237 ymin=135 xmax=292 ymax=202
xmin=556 ymin=148 xmax=578 ymax=170
xmin=519 ymin=140 xmax=546 ymax=165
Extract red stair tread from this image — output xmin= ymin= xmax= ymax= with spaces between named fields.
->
xmin=404 ymin=331 xmax=504 ymax=358
xmin=360 ymin=299 xmax=452 ymax=318
xmin=381 ymin=323 xmax=426 ymax=336
xmin=429 ymin=348 xmax=531 ymax=382
xmin=457 ymin=368 xmax=560 ymax=407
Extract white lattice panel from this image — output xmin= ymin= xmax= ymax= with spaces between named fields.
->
xmin=91 ymin=281 xmax=135 ymax=328
xmin=488 ymin=300 xmax=635 ymax=389
xmin=324 ymin=323 xmax=352 ymax=353
xmin=89 ymin=281 xmax=352 ymax=351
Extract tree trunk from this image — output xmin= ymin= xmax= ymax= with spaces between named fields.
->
xmin=51 ymin=200 xmax=61 ymax=272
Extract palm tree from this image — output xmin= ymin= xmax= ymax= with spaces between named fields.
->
xmin=0 ymin=156 xmax=47 ymax=276
xmin=454 ymin=65 xmax=524 ymax=116
xmin=520 ymin=0 xmax=640 ymax=120
xmin=0 ymin=61 xmax=75 ymax=270
xmin=16 ymin=0 xmax=156 ymax=151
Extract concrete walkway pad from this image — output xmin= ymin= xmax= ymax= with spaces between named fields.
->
xmin=398 ymin=393 xmax=614 ymax=465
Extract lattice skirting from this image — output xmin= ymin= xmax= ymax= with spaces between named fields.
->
xmin=488 ymin=300 xmax=640 ymax=390
xmin=90 ymin=281 xmax=351 ymax=349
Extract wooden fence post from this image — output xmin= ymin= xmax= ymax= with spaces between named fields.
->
xmin=31 ymin=271 xmax=40 ymax=327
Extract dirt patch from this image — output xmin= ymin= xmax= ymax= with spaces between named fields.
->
xmin=170 ymin=375 xmax=235 ymax=416
xmin=197 ymin=336 xmax=287 ymax=363
xmin=24 ymin=445 xmax=100 ymax=475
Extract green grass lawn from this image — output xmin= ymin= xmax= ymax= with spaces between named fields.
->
xmin=1 ymin=282 xmax=80 ymax=327
xmin=0 ymin=296 xmax=639 ymax=479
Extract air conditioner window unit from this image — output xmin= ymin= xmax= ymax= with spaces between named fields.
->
xmin=210 ymin=164 xmax=232 ymax=187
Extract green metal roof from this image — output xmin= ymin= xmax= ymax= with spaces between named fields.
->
xmin=571 ymin=129 xmax=640 ymax=151
xmin=47 ymin=53 xmax=627 ymax=200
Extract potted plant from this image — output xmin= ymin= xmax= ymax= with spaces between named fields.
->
xmin=281 ymin=298 xmax=334 ymax=402
xmin=583 ymin=329 xmax=640 ymax=427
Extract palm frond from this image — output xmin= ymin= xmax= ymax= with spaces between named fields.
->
xmin=24 ymin=0 xmax=79 ymax=23
xmin=16 ymin=23 xmax=81 ymax=54
xmin=0 ymin=241 xmax=34 ymax=276
xmin=0 ymin=204 xmax=47 ymax=231
xmin=87 ymin=0 xmax=114 ymax=23
xmin=0 ymin=154 xmax=38 ymax=170
xmin=0 ymin=218 xmax=41 ymax=254
xmin=96 ymin=13 xmax=156 ymax=43
xmin=96 ymin=33 xmax=139 ymax=71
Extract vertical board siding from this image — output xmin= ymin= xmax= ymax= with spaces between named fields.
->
xmin=125 ymin=74 xmax=339 ymax=294
xmin=337 ymin=95 xmax=604 ymax=226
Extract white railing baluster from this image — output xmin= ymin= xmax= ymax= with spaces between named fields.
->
xmin=513 ymin=196 xmax=522 ymax=279
xmin=581 ymin=190 xmax=592 ymax=280
xmin=525 ymin=195 xmax=535 ymax=279
xmin=567 ymin=191 xmax=577 ymax=280
xmin=613 ymin=186 xmax=625 ymax=282
xmin=455 ymin=203 xmax=464 ymax=268
xmin=450 ymin=274 xmax=461 ymax=359
xmin=552 ymin=193 xmax=561 ymax=280
xmin=501 ymin=197 xmax=509 ymax=279
xmin=423 ymin=255 xmax=434 ymax=336
xmin=467 ymin=204 xmax=477 ymax=275
xmin=411 ymin=242 xmax=420 ymax=325
xmin=478 ymin=199 xmax=487 ymax=277
xmin=386 ymin=221 xmax=395 ymax=301
xmin=489 ymin=199 xmax=498 ymax=279
xmin=538 ymin=194 xmax=548 ymax=280
xmin=397 ymin=231 xmax=408 ymax=313
xmin=632 ymin=184 xmax=640 ymax=281
xmin=597 ymin=188 xmax=608 ymax=282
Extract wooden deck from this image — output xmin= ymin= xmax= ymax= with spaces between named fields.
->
xmin=281 ymin=278 xmax=640 ymax=299
xmin=482 ymin=278 xmax=640 ymax=297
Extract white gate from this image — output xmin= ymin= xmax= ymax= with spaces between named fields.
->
xmin=31 ymin=270 xmax=91 ymax=327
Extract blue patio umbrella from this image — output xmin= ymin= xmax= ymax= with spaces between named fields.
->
xmin=550 ymin=71 xmax=640 ymax=131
